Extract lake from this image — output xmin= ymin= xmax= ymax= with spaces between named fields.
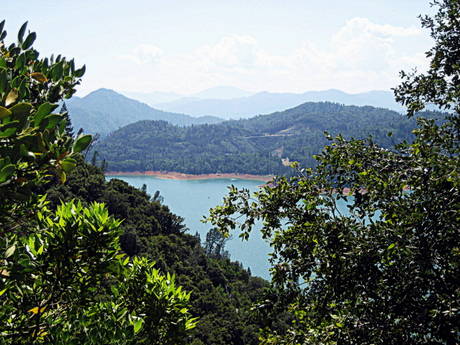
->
xmin=107 ymin=175 xmax=272 ymax=279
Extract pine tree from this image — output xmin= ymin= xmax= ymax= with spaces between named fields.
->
xmin=60 ymin=102 xmax=74 ymax=137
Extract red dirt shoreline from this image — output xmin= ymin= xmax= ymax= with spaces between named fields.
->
xmin=105 ymin=171 xmax=274 ymax=182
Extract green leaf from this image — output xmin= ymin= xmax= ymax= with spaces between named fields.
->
xmin=0 ymin=164 xmax=15 ymax=183
xmin=0 ymin=20 xmax=5 ymax=34
xmin=18 ymin=22 xmax=27 ymax=43
xmin=27 ymin=236 xmax=36 ymax=256
xmin=37 ymin=244 xmax=44 ymax=255
xmin=42 ymin=114 xmax=63 ymax=129
xmin=0 ymin=121 xmax=20 ymax=131
xmin=57 ymin=168 xmax=66 ymax=183
xmin=14 ymin=53 xmax=26 ymax=70
xmin=22 ymin=32 xmax=36 ymax=50
xmin=18 ymin=79 xmax=28 ymax=99
xmin=61 ymin=157 xmax=77 ymax=172
xmin=20 ymin=143 xmax=29 ymax=157
xmin=5 ymin=244 xmax=16 ymax=258
xmin=34 ymin=102 xmax=58 ymax=126
xmin=74 ymin=65 xmax=86 ymax=78
xmin=69 ymin=59 xmax=75 ymax=73
xmin=10 ymin=102 xmax=32 ymax=118
xmin=0 ymin=106 xmax=12 ymax=119
xmin=72 ymin=134 xmax=92 ymax=153
xmin=0 ymin=69 xmax=7 ymax=93
xmin=0 ymin=127 xmax=17 ymax=138
xmin=50 ymin=62 xmax=63 ymax=81
xmin=133 ymin=318 xmax=144 ymax=334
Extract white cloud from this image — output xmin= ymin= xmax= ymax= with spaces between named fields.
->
xmin=336 ymin=17 xmax=420 ymax=40
xmin=196 ymin=35 xmax=259 ymax=68
xmin=103 ymin=18 xmax=430 ymax=95
xmin=119 ymin=44 xmax=164 ymax=64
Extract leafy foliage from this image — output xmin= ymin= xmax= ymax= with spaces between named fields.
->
xmin=2 ymin=200 xmax=195 ymax=344
xmin=207 ymin=2 xmax=460 ymax=344
xmin=0 ymin=22 xmax=196 ymax=344
xmin=395 ymin=0 xmax=460 ymax=116
xmin=0 ymin=20 xmax=89 ymax=229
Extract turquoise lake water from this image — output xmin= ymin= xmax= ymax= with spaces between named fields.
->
xmin=107 ymin=175 xmax=272 ymax=279
xmin=107 ymin=175 xmax=355 ymax=280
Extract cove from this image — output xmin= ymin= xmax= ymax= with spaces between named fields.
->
xmin=107 ymin=175 xmax=272 ymax=279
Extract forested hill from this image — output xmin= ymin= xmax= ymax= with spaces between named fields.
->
xmin=66 ymin=88 xmax=224 ymax=136
xmin=95 ymin=102 xmax=440 ymax=175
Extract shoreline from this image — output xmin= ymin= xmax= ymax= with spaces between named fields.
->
xmin=105 ymin=171 xmax=274 ymax=182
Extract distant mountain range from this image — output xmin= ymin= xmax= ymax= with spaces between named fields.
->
xmin=151 ymin=89 xmax=404 ymax=119
xmin=191 ymin=86 xmax=254 ymax=100
xmin=66 ymin=89 xmax=223 ymax=136
xmin=67 ymin=87 xmax=416 ymax=138
xmin=122 ymin=91 xmax=182 ymax=105
xmin=121 ymin=86 xmax=255 ymax=107
xmin=95 ymin=102 xmax=435 ymax=175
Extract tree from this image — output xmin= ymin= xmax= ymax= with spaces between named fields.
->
xmin=208 ymin=1 xmax=460 ymax=344
xmin=394 ymin=0 xmax=460 ymax=117
xmin=59 ymin=102 xmax=74 ymax=137
xmin=0 ymin=21 xmax=90 ymax=229
xmin=204 ymin=228 xmax=229 ymax=259
xmin=0 ymin=22 xmax=196 ymax=344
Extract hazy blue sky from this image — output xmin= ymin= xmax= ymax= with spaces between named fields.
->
xmin=2 ymin=1 xmax=434 ymax=96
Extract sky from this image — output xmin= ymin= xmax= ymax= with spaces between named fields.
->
xmin=2 ymin=1 xmax=435 ymax=96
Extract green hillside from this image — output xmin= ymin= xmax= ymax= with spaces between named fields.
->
xmin=95 ymin=102 xmax=438 ymax=175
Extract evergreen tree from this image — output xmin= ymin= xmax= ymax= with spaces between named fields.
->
xmin=60 ymin=101 xmax=74 ymax=137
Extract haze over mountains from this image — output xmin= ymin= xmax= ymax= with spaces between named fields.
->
xmin=68 ymin=86 xmax=409 ymax=137
xmin=66 ymin=89 xmax=223 ymax=135
xmin=122 ymin=86 xmax=254 ymax=106
xmin=121 ymin=86 xmax=404 ymax=119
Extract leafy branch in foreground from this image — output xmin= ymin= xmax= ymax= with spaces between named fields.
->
xmin=208 ymin=1 xmax=459 ymax=344
xmin=0 ymin=22 xmax=196 ymax=344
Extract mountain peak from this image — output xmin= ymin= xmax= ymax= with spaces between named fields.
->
xmin=85 ymin=88 xmax=121 ymax=98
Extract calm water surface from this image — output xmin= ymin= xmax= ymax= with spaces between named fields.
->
xmin=107 ymin=175 xmax=272 ymax=279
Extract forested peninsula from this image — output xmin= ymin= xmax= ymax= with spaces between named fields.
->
xmin=94 ymin=102 xmax=441 ymax=175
